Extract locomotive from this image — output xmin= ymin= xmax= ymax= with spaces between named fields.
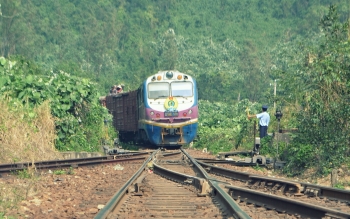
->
xmin=104 ymin=70 xmax=198 ymax=147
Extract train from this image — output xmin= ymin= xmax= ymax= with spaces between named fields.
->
xmin=102 ymin=70 xmax=199 ymax=147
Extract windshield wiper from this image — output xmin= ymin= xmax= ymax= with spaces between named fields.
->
xmin=173 ymin=95 xmax=188 ymax=100
xmin=153 ymin=95 xmax=168 ymax=100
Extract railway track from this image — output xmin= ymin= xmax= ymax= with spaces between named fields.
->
xmin=95 ymin=149 xmax=250 ymax=218
xmin=112 ymin=172 xmax=228 ymax=218
xmin=3 ymin=149 xmax=350 ymax=218
xmin=94 ymin=149 xmax=350 ymax=219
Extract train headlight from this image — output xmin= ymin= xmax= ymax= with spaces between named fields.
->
xmin=157 ymin=75 xmax=162 ymax=81
xmin=166 ymin=71 xmax=173 ymax=79
xmin=156 ymin=113 xmax=160 ymax=118
xmin=184 ymin=75 xmax=188 ymax=80
xmin=177 ymin=75 xmax=182 ymax=80
xmin=150 ymin=111 xmax=154 ymax=116
xmin=188 ymin=109 xmax=192 ymax=114
xmin=183 ymin=112 xmax=187 ymax=116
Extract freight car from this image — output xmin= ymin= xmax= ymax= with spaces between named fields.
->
xmin=104 ymin=70 xmax=198 ymax=147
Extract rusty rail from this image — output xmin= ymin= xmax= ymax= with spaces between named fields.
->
xmin=0 ymin=152 xmax=149 ymax=173
xmin=199 ymin=160 xmax=350 ymax=212
xmin=226 ymin=185 xmax=350 ymax=218
xmin=94 ymin=149 xmax=158 ymax=219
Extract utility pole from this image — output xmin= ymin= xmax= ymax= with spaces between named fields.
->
xmin=274 ymin=79 xmax=276 ymax=110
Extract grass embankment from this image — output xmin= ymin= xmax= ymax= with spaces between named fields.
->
xmin=0 ymin=100 xmax=63 ymax=216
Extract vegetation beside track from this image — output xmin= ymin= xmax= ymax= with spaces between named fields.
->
xmin=0 ymin=57 xmax=117 ymax=155
xmin=194 ymin=6 xmax=350 ymax=179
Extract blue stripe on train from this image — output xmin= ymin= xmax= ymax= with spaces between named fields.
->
xmin=145 ymin=123 xmax=198 ymax=145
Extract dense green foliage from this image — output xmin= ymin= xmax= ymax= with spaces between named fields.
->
xmin=271 ymin=5 xmax=350 ymax=175
xmin=0 ymin=56 xmax=115 ymax=151
xmin=1 ymin=0 xmax=348 ymax=101
xmin=194 ymin=99 xmax=251 ymax=153
xmin=194 ymin=99 xmax=279 ymax=153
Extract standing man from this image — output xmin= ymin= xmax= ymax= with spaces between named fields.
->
xmin=247 ymin=105 xmax=270 ymax=139
xmin=247 ymin=105 xmax=270 ymax=154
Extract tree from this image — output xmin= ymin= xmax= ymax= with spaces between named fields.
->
xmin=0 ymin=0 xmax=21 ymax=57
xmin=274 ymin=5 xmax=350 ymax=175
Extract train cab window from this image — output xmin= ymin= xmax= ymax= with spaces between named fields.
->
xmin=148 ymin=82 xmax=169 ymax=99
xmin=171 ymin=82 xmax=193 ymax=97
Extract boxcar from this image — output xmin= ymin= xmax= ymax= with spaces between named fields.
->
xmin=105 ymin=91 xmax=138 ymax=142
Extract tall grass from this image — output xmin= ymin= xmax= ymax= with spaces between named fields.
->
xmin=0 ymin=99 xmax=64 ymax=215
xmin=0 ymin=99 xmax=63 ymax=164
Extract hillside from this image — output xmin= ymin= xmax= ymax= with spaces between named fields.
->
xmin=0 ymin=0 xmax=348 ymax=101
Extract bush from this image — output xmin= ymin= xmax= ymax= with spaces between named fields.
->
xmin=0 ymin=56 xmax=117 ymax=152
xmin=193 ymin=99 xmax=269 ymax=153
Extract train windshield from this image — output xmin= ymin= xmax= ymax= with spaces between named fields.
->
xmin=148 ymin=82 xmax=169 ymax=99
xmin=171 ymin=82 xmax=193 ymax=97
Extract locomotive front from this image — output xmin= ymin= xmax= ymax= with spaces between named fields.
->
xmin=139 ymin=71 xmax=198 ymax=147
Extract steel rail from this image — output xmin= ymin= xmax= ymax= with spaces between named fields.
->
xmin=217 ymin=151 xmax=252 ymax=159
xmin=301 ymin=182 xmax=350 ymax=203
xmin=196 ymin=160 xmax=250 ymax=181
xmin=200 ymin=160 xmax=301 ymax=193
xmin=160 ymin=151 xmax=182 ymax=157
xmin=180 ymin=148 xmax=210 ymax=179
xmin=0 ymin=153 xmax=149 ymax=173
xmin=94 ymin=149 xmax=159 ymax=219
xmin=0 ymin=152 xmax=148 ymax=167
xmin=195 ymin=158 xmax=266 ymax=166
xmin=226 ymin=185 xmax=350 ymax=219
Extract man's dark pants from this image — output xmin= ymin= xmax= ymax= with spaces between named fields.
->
xmin=254 ymin=126 xmax=268 ymax=153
